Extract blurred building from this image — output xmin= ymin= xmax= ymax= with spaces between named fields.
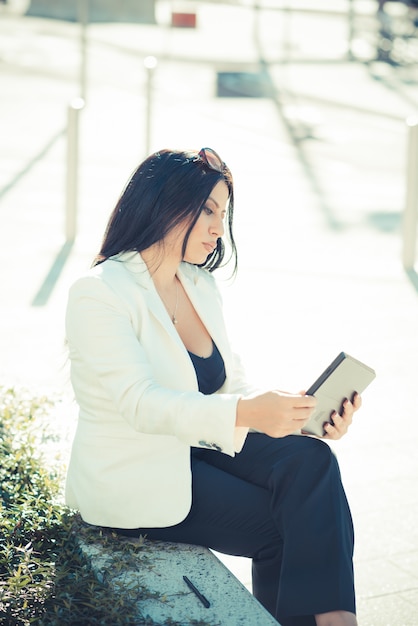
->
xmin=25 ymin=0 xmax=156 ymax=23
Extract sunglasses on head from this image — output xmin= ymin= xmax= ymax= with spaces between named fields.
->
xmin=198 ymin=147 xmax=225 ymax=173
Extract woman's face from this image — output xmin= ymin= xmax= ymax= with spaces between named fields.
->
xmin=183 ymin=180 xmax=229 ymax=265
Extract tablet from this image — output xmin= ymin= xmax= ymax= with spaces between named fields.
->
xmin=302 ymin=352 xmax=376 ymax=437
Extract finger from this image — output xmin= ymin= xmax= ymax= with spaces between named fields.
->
xmin=323 ymin=422 xmax=340 ymax=439
xmin=352 ymin=392 xmax=362 ymax=410
xmin=326 ymin=414 xmax=344 ymax=436
xmin=292 ymin=410 xmax=314 ymax=423
xmin=340 ymin=400 xmax=354 ymax=427
xmin=324 ymin=414 xmax=347 ymax=438
xmin=294 ymin=394 xmax=317 ymax=408
xmin=341 ymin=399 xmax=354 ymax=418
xmin=329 ymin=410 xmax=350 ymax=435
xmin=293 ymin=403 xmax=318 ymax=421
xmin=276 ymin=391 xmax=317 ymax=409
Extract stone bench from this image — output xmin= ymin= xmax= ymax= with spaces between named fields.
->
xmin=79 ymin=534 xmax=280 ymax=625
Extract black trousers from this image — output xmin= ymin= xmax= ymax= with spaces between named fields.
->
xmin=115 ymin=434 xmax=355 ymax=626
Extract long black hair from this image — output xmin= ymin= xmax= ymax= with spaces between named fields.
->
xmin=94 ymin=148 xmax=237 ymax=274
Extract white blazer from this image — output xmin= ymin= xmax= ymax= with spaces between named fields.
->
xmin=65 ymin=251 xmax=251 ymax=529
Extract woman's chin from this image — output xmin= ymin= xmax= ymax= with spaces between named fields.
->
xmin=184 ymin=253 xmax=209 ymax=265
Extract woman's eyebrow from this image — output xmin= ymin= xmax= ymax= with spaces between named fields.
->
xmin=207 ymin=196 xmax=220 ymax=208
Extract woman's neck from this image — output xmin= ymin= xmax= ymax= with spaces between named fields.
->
xmin=140 ymin=246 xmax=179 ymax=291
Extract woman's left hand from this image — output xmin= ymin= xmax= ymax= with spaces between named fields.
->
xmin=323 ymin=393 xmax=362 ymax=440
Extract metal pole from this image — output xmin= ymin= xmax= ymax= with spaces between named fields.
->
xmin=144 ymin=56 xmax=157 ymax=157
xmin=66 ymin=97 xmax=85 ymax=243
xmin=282 ymin=1 xmax=291 ymax=64
xmin=402 ymin=116 xmax=418 ymax=271
xmin=347 ymin=0 xmax=355 ymax=60
xmin=77 ymin=0 xmax=88 ymax=101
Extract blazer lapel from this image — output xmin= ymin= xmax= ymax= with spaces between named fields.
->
xmin=177 ymin=264 xmax=233 ymax=376
xmin=114 ymin=251 xmax=182 ymax=343
xmin=113 ymin=253 xmax=232 ymax=374
xmin=177 ymin=267 xmax=218 ymax=337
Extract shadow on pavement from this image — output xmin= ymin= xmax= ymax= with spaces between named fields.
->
xmin=31 ymin=240 xmax=74 ymax=306
xmin=0 ymin=127 xmax=66 ymax=202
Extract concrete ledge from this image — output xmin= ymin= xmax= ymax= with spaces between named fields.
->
xmin=79 ymin=536 xmax=280 ymax=625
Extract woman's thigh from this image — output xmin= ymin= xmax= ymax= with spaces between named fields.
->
xmin=114 ymin=434 xmax=354 ymax=623
xmin=195 ymin=434 xmax=354 ymax=576
xmin=118 ymin=434 xmax=342 ymax=552
xmin=204 ymin=433 xmax=352 ymax=542
xmin=118 ymin=450 xmax=282 ymax=561
xmin=193 ymin=432 xmax=339 ymax=490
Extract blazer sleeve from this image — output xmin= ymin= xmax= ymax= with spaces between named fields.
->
xmin=65 ymin=274 xmax=247 ymax=457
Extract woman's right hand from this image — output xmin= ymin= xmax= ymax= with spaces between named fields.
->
xmin=236 ymin=391 xmax=317 ymax=438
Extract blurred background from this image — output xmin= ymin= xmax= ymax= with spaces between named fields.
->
xmin=1 ymin=1 xmax=418 ymax=624
xmin=2 ymin=0 xmax=418 ymax=390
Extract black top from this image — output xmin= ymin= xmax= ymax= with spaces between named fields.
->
xmin=188 ymin=341 xmax=226 ymax=395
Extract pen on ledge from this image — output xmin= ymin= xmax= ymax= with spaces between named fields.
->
xmin=183 ymin=575 xmax=210 ymax=608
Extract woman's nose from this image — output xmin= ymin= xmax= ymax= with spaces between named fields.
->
xmin=211 ymin=215 xmax=224 ymax=238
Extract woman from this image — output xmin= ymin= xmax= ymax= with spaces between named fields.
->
xmin=65 ymin=148 xmax=361 ymax=626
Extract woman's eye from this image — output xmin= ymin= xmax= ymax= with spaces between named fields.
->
xmin=203 ymin=206 xmax=213 ymax=215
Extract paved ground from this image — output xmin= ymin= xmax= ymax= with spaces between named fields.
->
xmin=1 ymin=1 xmax=418 ymax=624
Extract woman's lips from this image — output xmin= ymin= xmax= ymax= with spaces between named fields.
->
xmin=203 ymin=242 xmax=216 ymax=254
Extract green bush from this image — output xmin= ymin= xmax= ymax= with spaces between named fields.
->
xmin=0 ymin=387 xmax=178 ymax=625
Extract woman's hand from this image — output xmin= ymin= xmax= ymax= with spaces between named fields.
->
xmin=322 ymin=393 xmax=362 ymax=440
xmin=237 ymin=391 xmax=317 ymax=438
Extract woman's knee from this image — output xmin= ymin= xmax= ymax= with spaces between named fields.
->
xmin=269 ymin=436 xmax=342 ymax=490
xmin=302 ymin=436 xmax=339 ymax=465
